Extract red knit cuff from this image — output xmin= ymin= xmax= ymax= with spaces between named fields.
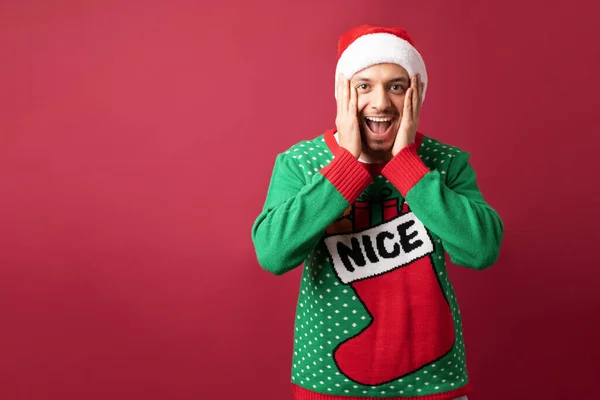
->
xmin=320 ymin=147 xmax=373 ymax=203
xmin=381 ymin=143 xmax=430 ymax=197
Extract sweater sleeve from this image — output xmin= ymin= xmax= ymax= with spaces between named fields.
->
xmin=381 ymin=144 xmax=504 ymax=270
xmin=251 ymin=147 xmax=373 ymax=275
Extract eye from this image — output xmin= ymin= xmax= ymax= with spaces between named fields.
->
xmin=390 ymin=84 xmax=405 ymax=92
xmin=356 ymin=83 xmax=369 ymax=90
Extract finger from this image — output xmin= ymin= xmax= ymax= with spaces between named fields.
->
xmin=342 ymin=75 xmax=350 ymax=113
xmin=412 ymin=77 xmax=420 ymax=118
xmin=400 ymin=87 xmax=412 ymax=132
xmin=404 ymin=87 xmax=412 ymax=118
xmin=417 ymin=74 xmax=423 ymax=100
xmin=349 ymin=80 xmax=357 ymax=116
xmin=417 ymin=80 xmax=425 ymax=114
xmin=336 ymin=73 xmax=343 ymax=116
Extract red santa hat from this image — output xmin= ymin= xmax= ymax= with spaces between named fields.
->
xmin=335 ymin=25 xmax=428 ymax=101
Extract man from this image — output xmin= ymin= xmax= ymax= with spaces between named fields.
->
xmin=251 ymin=24 xmax=503 ymax=400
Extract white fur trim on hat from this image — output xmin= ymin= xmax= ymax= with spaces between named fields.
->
xmin=334 ymin=32 xmax=428 ymax=101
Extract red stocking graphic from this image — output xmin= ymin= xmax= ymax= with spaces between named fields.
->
xmin=333 ymin=200 xmax=455 ymax=385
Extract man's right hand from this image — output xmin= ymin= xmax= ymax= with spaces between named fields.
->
xmin=335 ymin=73 xmax=362 ymax=159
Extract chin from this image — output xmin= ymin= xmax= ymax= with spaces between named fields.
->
xmin=363 ymin=131 xmax=394 ymax=148
xmin=360 ymin=124 xmax=397 ymax=153
xmin=362 ymin=137 xmax=394 ymax=155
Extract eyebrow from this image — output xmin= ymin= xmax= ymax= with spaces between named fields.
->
xmin=354 ymin=77 xmax=409 ymax=84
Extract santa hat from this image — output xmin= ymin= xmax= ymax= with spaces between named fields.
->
xmin=334 ymin=25 xmax=428 ymax=101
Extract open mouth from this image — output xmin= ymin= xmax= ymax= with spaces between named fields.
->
xmin=364 ymin=116 xmax=394 ymax=134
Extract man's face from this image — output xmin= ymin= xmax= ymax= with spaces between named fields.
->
xmin=350 ymin=63 xmax=410 ymax=158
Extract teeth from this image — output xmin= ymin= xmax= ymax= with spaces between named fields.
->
xmin=365 ymin=117 xmax=392 ymax=122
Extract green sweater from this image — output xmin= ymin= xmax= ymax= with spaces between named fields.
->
xmin=252 ymin=129 xmax=503 ymax=400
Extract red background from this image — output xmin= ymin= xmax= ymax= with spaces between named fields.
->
xmin=1 ymin=1 xmax=599 ymax=399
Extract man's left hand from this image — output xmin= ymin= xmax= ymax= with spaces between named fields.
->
xmin=391 ymin=74 xmax=424 ymax=156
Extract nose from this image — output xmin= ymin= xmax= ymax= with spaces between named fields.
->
xmin=370 ymin=86 xmax=392 ymax=112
